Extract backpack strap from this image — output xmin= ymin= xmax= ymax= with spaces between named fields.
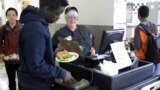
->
xmin=139 ymin=23 xmax=157 ymax=37
xmin=139 ymin=23 xmax=151 ymax=35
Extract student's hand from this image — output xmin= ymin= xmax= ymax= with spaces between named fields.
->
xmin=90 ymin=47 xmax=96 ymax=56
xmin=0 ymin=54 xmax=5 ymax=59
xmin=62 ymin=71 xmax=76 ymax=85
xmin=55 ymin=43 xmax=66 ymax=54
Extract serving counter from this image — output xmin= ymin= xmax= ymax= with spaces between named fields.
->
xmin=56 ymin=56 xmax=154 ymax=90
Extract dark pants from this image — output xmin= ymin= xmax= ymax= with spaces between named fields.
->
xmin=19 ymin=85 xmax=51 ymax=90
xmin=5 ymin=63 xmax=19 ymax=90
xmin=19 ymin=83 xmax=66 ymax=90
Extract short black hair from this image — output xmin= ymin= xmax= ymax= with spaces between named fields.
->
xmin=6 ymin=7 xmax=18 ymax=16
xmin=40 ymin=0 xmax=68 ymax=10
xmin=65 ymin=6 xmax=78 ymax=14
xmin=138 ymin=5 xmax=149 ymax=18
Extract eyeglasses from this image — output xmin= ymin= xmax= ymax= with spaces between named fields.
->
xmin=67 ymin=16 xmax=78 ymax=20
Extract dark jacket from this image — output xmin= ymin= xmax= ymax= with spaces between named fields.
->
xmin=52 ymin=25 xmax=94 ymax=56
xmin=0 ymin=21 xmax=21 ymax=64
xmin=0 ymin=21 xmax=21 ymax=55
xmin=18 ymin=5 xmax=66 ymax=89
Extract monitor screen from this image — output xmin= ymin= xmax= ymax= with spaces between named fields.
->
xmin=98 ymin=29 xmax=124 ymax=54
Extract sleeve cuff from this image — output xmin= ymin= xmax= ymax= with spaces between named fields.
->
xmin=58 ymin=67 xmax=67 ymax=79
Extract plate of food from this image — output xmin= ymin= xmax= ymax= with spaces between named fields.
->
xmin=3 ymin=53 xmax=19 ymax=61
xmin=56 ymin=50 xmax=79 ymax=63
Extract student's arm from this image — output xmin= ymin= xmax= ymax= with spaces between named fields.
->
xmin=0 ymin=26 xmax=4 ymax=55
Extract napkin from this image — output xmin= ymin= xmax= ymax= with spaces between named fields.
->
xmin=99 ymin=60 xmax=118 ymax=76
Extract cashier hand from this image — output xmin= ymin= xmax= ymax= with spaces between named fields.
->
xmin=0 ymin=54 xmax=5 ymax=59
xmin=55 ymin=43 xmax=66 ymax=54
xmin=62 ymin=71 xmax=76 ymax=85
xmin=90 ymin=47 xmax=96 ymax=56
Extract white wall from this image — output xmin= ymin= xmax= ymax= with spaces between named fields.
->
xmin=0 ymin=0 xmax=2 ymax=24
xmin=114 ymin=0 xmax=127 ymax=40
xmin=147 ymin=1 xmax=160 ymax=25
xmin=30 ymin=0 xmax=39 ymax=7
xmin=1 ymin=0 xmax=114 ymax=26
xmin=57 ymin=0 xmax=114 ymax=26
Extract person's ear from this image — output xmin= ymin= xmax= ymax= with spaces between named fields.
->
xmin=43 ymin=6 xmax=49 ymax=14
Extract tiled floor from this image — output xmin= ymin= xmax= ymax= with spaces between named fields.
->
xmin=0 ymin=63 xmax=19 ymax=90
xmin=0 ymin=63 xmax=9 ymax=90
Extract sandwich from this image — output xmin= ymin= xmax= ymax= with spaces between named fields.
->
xmin=56 ymin=50 xmax=73 ymax=61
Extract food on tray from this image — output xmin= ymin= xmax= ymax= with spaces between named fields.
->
xmin=3 ymin=53 xmax=19 ymax=61
xmin=56 ymin=50 xmax=73 ymax=61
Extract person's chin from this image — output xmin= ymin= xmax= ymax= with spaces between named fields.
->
xmin=70 ymin=23 xmax=76 ymax=25
xmin=49 ymin=20 xmax=56 ymax=23
xmin=47 ymin=18 xmax=58 ymax=23
xmin=53 ymin=19 xmax=59 ymax=23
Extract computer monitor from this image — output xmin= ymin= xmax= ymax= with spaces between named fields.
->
xmin=98 ymin=29 xmax=124 ymax=54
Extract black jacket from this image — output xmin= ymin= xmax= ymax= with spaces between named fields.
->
xmin=52 ymin=25 xmax=94 ymax=56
